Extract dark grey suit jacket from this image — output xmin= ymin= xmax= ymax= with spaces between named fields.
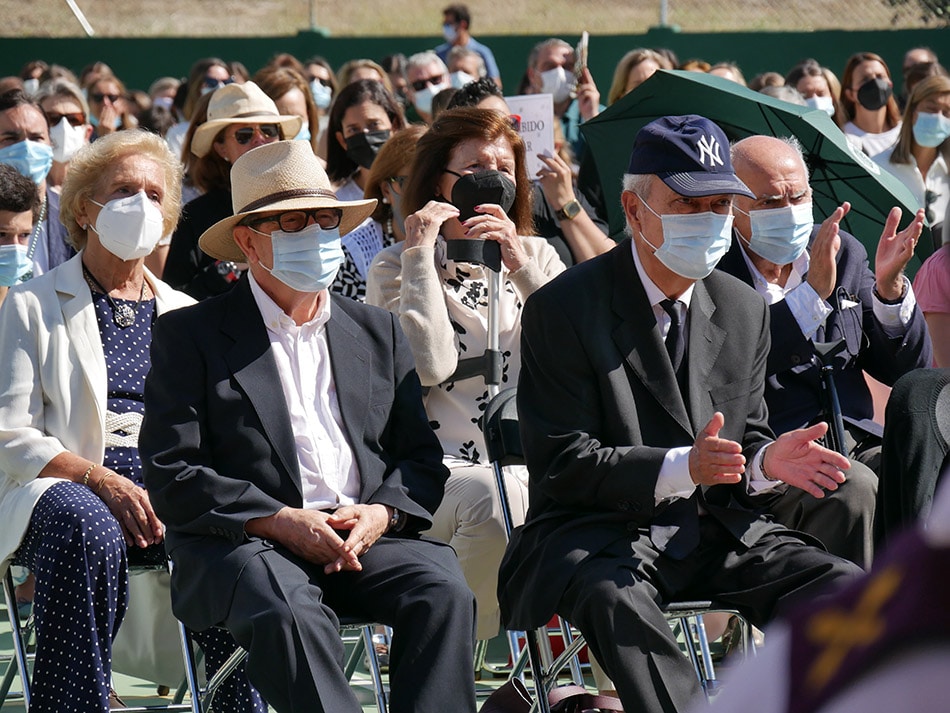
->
xmin=499 ymin=240 xmax=778 ymax=630
xmin=141 ymin=278 xmax=449 ymax=631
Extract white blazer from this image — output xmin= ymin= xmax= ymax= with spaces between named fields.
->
xmin=0 ymin=252 xmax=195 ymax=575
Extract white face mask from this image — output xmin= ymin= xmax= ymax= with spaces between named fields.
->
xmin=637 ymin=196 xmax=734 ymax=280
xmin=539 ymin=66 xmax=575 ymax=103
xmin=414 ymin=81 xmax=449 ymax=116
xmin=449 ymin=71 xmax=476 ymax=89
xmin=805 ymin=95 xmax=835 ymax=116
xmin=253 ymin=223 xmax=345 ymax=293
xmin=736 ymin=202 xmax=814 ymax=266
xmin=90 ymin=191 xmax=165 ymax=261
xmin=49 ymin=117 xmax=87 ymax=163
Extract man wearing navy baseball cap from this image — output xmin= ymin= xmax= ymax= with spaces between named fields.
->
xmin=498 ymin=115 xmax=861 ymax=713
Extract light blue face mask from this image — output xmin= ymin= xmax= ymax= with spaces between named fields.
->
xmin=913 ymin=111 xmax=950 ymax=148
xmin=310 ymin=80 xmax=333 ymax=111
xmin=637 ymin=196 xmax=734 ymax=280
xmin=735 ymin=202 xmax=814 ymax=266
xmin=294 ymin=121 xmax=311 ymax=143
xmin=0 ymin=244 xmax=32 ymax=286
xmin=251 ymin=223 xmax=345 ymax=293
xmin=0 ymin=139 xmax=53 ymax=185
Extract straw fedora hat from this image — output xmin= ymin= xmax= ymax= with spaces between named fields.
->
xmin=199 ymin=140 xmax=377 ymax=263
xmin=191 ymin=81 xmax=303 ymax=158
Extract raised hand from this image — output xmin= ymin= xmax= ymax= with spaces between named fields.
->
xmin=688 ymin=411 xmax=745 ymax=486
xmin=875 ymin=207 xmax=924 ymax=301
xmin=807 ymin=202 xmax=849 ymax=300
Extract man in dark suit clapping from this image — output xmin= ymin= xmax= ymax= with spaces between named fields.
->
xmin=719 ymin=135 xmax=931 ymax=568
xmin=499 ymin=115 xmax=861 ymax=713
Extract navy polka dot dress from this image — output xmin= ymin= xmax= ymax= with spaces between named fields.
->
xmin=13 ymin=291 xmax=265 ymax=712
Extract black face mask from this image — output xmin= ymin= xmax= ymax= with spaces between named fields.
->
xmin=345 ymin=130 xmax=391 ymax=170
xmin=447 ymin=169 xmax=517 ymax=221
xmin=856 ymin=77 xmax=892 ymax=111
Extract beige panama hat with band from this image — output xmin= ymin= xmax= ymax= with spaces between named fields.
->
xmin=191 ymin=81 xmax=303 ymax=157
xmin=199 ymin=140 xmax=377 ymax=263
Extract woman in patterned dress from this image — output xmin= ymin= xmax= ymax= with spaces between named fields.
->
xmin=0 ymin=131 xmax=264 ymax=712
xmin=366 ymin=108 xmax=566 ymax=640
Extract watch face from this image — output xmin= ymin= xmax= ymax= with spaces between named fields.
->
xmin=560 ymin=199 xmax=581 ymax=220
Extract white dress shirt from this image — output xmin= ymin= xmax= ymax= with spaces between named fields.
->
xmin=738 ymin=243 xmax=916 ymax=341
xmin=248 ymin=272 xmax=361 ymax=510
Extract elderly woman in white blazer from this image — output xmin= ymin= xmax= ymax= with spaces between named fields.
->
xmin=0 ymin=131 xmax=263 ymax=713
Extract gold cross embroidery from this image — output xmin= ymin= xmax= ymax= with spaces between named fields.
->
xmin=803 ymin=565 xmax=903 ymax=692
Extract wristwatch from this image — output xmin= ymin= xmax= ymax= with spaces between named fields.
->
xmin=556 ymin=199 xmax=582 ymax=222
xmin=388 ymin=507 xmax=407 ymax=533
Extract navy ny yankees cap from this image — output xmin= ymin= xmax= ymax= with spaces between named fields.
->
xmin=627 ymin=114 xmax=754 ymax=198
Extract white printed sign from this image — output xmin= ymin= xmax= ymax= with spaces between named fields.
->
xmin=504 ymin=93 xmax=556 ymax=178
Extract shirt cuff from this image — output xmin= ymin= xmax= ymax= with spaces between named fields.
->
xmin=654 ymin=446 xmax=697 ymax=504
xmin=786 ymin=281 xmax=833 ymax=340
xmin=748 ymin=443 xmax=785 ymax=493
xmin=873 ymin=276 xmax=916 ymax=336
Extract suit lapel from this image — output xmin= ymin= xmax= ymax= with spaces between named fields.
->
xmin=56 ymin=256 xmax=107 ymax=431
xmin=325 ymin=301 xmax=373 ymax=498
xmin=685 ymin=279 xmax=726 ymax=432
xmin=609 ymin=245 xmax=692 ymax=437
xmin=221 ymin=280 xmax=302 ymax=494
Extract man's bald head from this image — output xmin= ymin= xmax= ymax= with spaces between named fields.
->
xmin=731 ymin=135 xmax=808 ymax=180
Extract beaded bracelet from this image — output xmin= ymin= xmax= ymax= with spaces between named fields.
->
xmin=80 ymin=463 xmax=97 ymax=488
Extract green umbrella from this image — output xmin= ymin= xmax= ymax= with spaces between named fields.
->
xmin=580 ymin=69 xmax=932 ymax=274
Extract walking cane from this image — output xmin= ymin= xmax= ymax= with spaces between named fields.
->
xmin=812 ymin=338 xmax=849 ymax=456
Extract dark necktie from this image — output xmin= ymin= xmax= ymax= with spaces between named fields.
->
xmin=660 ymin=298 xmax=686 ymax=376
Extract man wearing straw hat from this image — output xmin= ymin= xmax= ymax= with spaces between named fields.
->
xmin=140 ymin=140 xmax=477 ymax=713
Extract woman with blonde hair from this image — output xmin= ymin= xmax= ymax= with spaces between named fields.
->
xmin=607 ymin=48 xmax=673 ymax=105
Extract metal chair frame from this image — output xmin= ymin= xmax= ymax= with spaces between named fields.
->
xmin=5 ymin=562 xmax=390 ymax=713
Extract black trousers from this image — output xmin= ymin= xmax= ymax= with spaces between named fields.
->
xmin=222 ymin=536 xmax=477 ymax=713
xmin=557 ymin=515 xmax=860 ymax=713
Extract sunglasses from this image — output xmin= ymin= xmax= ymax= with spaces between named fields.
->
xmin=243 ymin=208 xmax=343 ymax=233
xmin=231 ymin=124 xmax=281 ymax=145
xmin=411 ymin=75 xmax=445 ymax=92
xmin=203 ymin=76 xmax=235 ymax=90
xmin=90 ymin=92 xmax=120 ymax=103
xmin=46 ymin=111 xmax=86 ymax=127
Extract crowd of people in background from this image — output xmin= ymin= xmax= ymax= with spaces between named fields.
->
xmin=1 ymin=4 xmax=949 ymax=712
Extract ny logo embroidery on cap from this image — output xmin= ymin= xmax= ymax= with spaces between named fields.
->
xmin=696 ymin=134 xmax=724 ymax=168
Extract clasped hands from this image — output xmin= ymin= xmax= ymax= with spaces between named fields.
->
xmin=688 ymin=411 xmax=851 ymax=498
xmin=262 ymin=503 xmax=393 ymax=575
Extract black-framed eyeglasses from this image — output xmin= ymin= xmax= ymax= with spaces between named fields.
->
xmin=90 ymin=92 xmax=120 ymax=103
xmin=410 ymin=74 xmax=445 ymax=92
xmin=45 ymin=111 xmax=86 ymax=127
xmin=203 ymin=76 xmax=235 ymax=90
xmin=388 ymin=175 xmax=408 ymax=189
xmin=243 ymin=208 xmax=343 ymax=233
xmin=232 ymin=124 xmax=281 ymax=145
